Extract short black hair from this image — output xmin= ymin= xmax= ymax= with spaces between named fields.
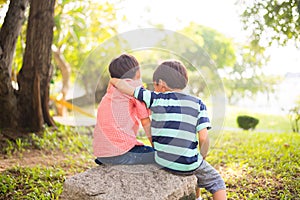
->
xmin=109 ymin=54 xmax=139 ymax=79
xmin=153 ymin=60 xmax=188 ymax=89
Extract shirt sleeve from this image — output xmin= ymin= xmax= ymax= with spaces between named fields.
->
xmin=196 ymin=102 xmax=211 ymax=131
xmin=133 ymin=86 xmax=153 ymax=108
xmin=133 ymin=98 xmax=151 ymax=119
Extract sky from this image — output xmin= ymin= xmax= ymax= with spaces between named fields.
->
xmin=116 ymin=0 xmax=300 ymax=75
xmin=117 ymin=0 xmax=243 ymax=37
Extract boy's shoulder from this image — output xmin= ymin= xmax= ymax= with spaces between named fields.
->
xmin=170 ymin=92 xmax=203 ymax=103
xmin=125 ymin=79 xmax=143 ymax=87
xmin=148 ymin=91 xmax=204 ymax=106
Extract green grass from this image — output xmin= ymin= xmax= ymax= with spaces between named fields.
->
xmin=1 ymin=125 xmax=93 ymax=155
xmin=206 ymin=131 xmax=300 ymax=200
xmin=1 ymin=110 xmax=299 ymax=200
xmin=1 ymin=166 xmax=65 ymax=200
xmin=0 ymin=125 xmax=95 ymax=200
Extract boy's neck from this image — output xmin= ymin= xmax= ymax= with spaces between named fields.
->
xmin=165 ymin=88 xmax=183 ymax=93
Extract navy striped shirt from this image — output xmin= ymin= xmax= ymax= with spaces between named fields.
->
xmin=134 ymin=87 xmax=211 ymax=172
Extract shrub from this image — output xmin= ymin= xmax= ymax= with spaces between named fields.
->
xmin=237 ymin=115 xmax=259 ymax=130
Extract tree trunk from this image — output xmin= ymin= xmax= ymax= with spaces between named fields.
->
xmin=17 ymin=0 xmax=56 ymax=132
xmin=0 ymin=0 xmax=29 ymax=129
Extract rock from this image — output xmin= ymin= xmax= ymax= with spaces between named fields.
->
xmin=60 ymin=164 xmax=197 ymax=200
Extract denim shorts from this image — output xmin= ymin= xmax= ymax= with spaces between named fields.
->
xmin=168 ymin=160 xmax=226 ymax=194
xmin=95 ymin=145 xmax=155 ymax=165
xmin=194 ymin=160 xmax=226 ymax=194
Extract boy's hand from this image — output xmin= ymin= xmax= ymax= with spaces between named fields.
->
xmin=110 ymin=78 xmax=120 ymax=87
xmin=109 ymin=78 xmax=135 ymax=96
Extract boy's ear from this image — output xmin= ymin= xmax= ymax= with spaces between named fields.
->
xmin=158 ymin=79 xmax=168 ymax=91
xmin=135 ymin=69 xmax=141 ymax=79
xmin=158 ymin=79 xmax=164 ymax=86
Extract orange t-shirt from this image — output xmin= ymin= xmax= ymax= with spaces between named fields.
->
xmin=93 ymin=79 xmax=150 ymax=157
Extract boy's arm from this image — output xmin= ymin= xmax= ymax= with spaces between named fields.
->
xmin=140 ymin=117 xmax=153 ymax=147
xmin=110 ymin=78 xmax=135 ymax=96
xmin=198 ymin=128 xmax=209 ymax=159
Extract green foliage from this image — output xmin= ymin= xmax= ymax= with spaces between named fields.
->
xmin=221 ymin=42 xmax=281 ymax=104
xmin=53 ymin=0 xmax=120 ymax=90
xmin=9 ymin=0 xmax=121 ymax=100
xmin=1 ymin=125 xmax=93 ymax=156
xmin=180 ymin=22 xmax=236 ymax=69
xmin=3 ymin=139 xmax=14 ymax=157
xmin=0 ymin=166 xmax=65 ymax=200
xmin=146 ymin=24 xmax=233 ymax=97
xmin=0 ymin=125 xmax=94 ymax=199
xmin=175 ymin=22 xmax=279 ymax=103
xmin=15 ymin=138 xmax=28 ymax=152
xmin=237 ymin=115 xmax=259 ymax=130
xmin=240 ymin=0 xmax=300 ymax=47
xmin=0 ymin=0 xmax=8 ymax=7
xmin=78 ymin=42 xmax=124 ymax=102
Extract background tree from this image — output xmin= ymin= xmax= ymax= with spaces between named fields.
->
xmin=180 ymin=23 xmax=236 ymax=69
xmin=127 ymin=23 xmax=279 ymax=103
xmin=137 ymin=23 xmax=236 ymax=97
xmin=0 ymin=0 xmax=55 ymax=133
xmin=179 ymin=23 xmax=236 ymax=97
xmin=2 ymin=1 xmax=121 ymax=117
xmin=52 ymin=0 xmax=119 ymax=114
xmin=240 ymin=0 xmax=300 ymax=47
xmin=221 ymin=41 xmax=280 ymax=104
xmin=0 ymin=0 xmax=28 ymax=129
xmin=240 ymin=0 xmax=300 ymax=130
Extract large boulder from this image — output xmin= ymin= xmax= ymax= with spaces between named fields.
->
xmin=60 ymin=164 xmax=197 ymax=200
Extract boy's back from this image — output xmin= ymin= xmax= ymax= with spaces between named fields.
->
xmin=134 ymin=88 xmax=210 ymax=172
xmin=93 ymin=54 xmax=153 ymax=164
xmin=93 ymin=79 xmax=149 ymax=157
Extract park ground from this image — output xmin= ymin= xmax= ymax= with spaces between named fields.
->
xmin=0 ymin=106 xmax=299 ymax=200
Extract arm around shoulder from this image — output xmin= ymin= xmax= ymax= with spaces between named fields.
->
xmin=110 ymin=78 xmax=136 ymax=96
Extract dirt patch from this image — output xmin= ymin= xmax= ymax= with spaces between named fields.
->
xmin=0 ymin=150 xmax=69 ymax=172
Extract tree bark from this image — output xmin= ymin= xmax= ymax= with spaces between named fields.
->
xmin=17 ymin=0 xmax=56 ymax=132
xmin=0 ymin=0 xmax=29 ymax=129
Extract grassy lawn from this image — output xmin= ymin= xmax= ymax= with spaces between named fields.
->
xmin=0 ymin=108 xmax=299 ymax=200
xmin=206 ymin=131 xmax=300 ymax=199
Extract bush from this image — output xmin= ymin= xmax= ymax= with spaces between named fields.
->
xmin=237 ymin=115 xmax=259 ymax=130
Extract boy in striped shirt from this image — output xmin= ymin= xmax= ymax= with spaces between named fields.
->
xmin=110 ymin=60 xmax=226 ymax=200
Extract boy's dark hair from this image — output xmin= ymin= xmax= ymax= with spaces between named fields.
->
xmin=153 ymin=60 xmax=188 ymax=89
xmin=109 ymin=54 xmax=139 ymax=79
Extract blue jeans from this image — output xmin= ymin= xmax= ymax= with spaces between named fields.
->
xmin=95 ymin=145 xmax=155 ymax=165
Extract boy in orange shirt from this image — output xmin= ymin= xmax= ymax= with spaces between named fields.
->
xmin=93 ymin=54 xmax=154 ymax=165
